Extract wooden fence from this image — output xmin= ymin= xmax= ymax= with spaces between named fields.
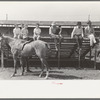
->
xmin=0 ymin=37 xmax=97 ymax=69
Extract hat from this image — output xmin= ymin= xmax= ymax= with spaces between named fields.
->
xmin=36 ymin=23 xmax=39 ymax=26
xmin=21 ymin=23 xmax=24 ymax=27
xmin=87 ymin=20 xmax=92 ymax=24
xmin=77 ymin=21 xmax=82 ymax=25
xmin=51 ymin=22 xmax=56 ymax=26
xmin=14 ymin=23 xmax=19 ymax=27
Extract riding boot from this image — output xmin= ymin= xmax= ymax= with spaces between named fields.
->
xmin=92 ymin=43 xmax=97 ymax=48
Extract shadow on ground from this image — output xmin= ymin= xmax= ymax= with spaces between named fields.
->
xmin=23 ymin=71 xmax=82 ymax=80
xmin=49 ymin=74 xmax=82 ymax=79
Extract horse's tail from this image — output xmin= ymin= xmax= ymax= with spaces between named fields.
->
xmin=45 ymin=42 xmax=50 ymax=50
xmin=45 ymin=43 xmax=51 ymax=56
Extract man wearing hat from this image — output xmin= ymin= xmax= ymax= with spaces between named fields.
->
xmin=71 ymin=21 xmax=84 ymax=49
xmin=85 ymin=20 xmax=96 ymax=47
xmin=49 ymin=22 xmax=62 ymax=51
xmin=33 ymin=23 xmax=41 ymax=41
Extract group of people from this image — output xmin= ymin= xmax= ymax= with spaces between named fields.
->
xmin=71 ymin=20 xmax=96 ymax=50
xmin=13 ymin=23 xmax=41 ymax=41
xmin=13 ymin=22 xmax=62 ymax=51
xmin=13 ymin=20 xmax=97 ymax=51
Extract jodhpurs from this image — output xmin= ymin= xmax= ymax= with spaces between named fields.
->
xmin=33 ymin=35 xmax=40 ymax=41
xmin=88 ymin=34 xmax=96 ymax=46
xmin=53 ymin=35 xmax=62 ymax=50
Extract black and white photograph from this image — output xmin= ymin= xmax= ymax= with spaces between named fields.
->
xmin=0 ymin=1 xmax=100 ymax=98
xmin=0 ymin=1 xmax=100 ymax=80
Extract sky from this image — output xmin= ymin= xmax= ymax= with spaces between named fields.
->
xmin=0 ymin=1 xmax=100 ymax=21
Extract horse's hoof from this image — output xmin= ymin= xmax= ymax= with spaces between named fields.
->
xmin=44 ymin=77 xmax=48 ymax=79
xmin=11 ymin=74 xmax=15 ymax=77
xmin=76 ymin=67 xmax=82 ymax=70
xmin=21 ymin=73 xmax=24 ymax=76
xmin=22 ymin=74 xmax=24 ymax=76
xmin=39 ymin=75 xmax=42 ymax=78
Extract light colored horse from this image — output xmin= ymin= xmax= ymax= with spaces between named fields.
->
xmin=0 ymin=34 xmax=50 ymax=79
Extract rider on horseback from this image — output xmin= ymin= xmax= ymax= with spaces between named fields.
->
xmin=20 ymin=24 xmax=32 ymax=72
xmin=21 ymin=24 xmax=29 ymax=41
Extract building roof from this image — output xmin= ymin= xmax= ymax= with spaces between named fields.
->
xmin=0 ymin=20 xmax=100 ymax=26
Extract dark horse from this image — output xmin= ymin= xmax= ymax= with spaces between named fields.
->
xmin=0 ymin=34 xmax=50 ymax=79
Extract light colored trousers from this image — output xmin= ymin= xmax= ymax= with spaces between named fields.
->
xmin=33 ymin=35 xmax=40 ymax=40
xmin=88 ymin=34 xmax=96 ymax=46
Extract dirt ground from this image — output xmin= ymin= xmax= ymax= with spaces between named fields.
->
xmin=0 ymin=67 xmax=100 ymax=80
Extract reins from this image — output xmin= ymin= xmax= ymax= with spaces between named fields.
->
xmin=22 ymin=40 xmax=33 ymax=50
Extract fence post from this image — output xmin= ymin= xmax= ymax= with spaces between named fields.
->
xmin=1 ymin=48 xmax=4 ymax=68
xmin=89 ymin=46 xmax=92 ymax=67
xmin=1 ymin=39 xmax=4 ymax=68
xmin=94 ymin=46 xmax=97 ymax=69
xmin=58 ymin=38 xmax=61 ymax=69
xmin=90 ymin=46 xmax=92 ymax=60
xmin=78 ymin=48 xmax=81 ymax=68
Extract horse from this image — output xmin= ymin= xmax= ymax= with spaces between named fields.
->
xmin=0 ymin=33 xmax=50 ymax=79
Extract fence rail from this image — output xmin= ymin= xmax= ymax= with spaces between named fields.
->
xmin=0 ymin=37 xmax=97 ymax=69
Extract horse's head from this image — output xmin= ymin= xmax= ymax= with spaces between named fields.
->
xmin=0 ymin=33 xmax=13 ymax=49
xmin=0 ymin=33 xmax=4 ymax=40
xmin=0 ymin=33 xmax=7 ymax=43
xmin=0 ymin=33 xmax=6 ymax=45
xmin=0 ymin=33 xmax=7 ymax=49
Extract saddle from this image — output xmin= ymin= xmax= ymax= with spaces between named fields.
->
xmin=21 ymin=39 xmax=33 ymax=50
xmin=11 ymin=39 xmax=33 ymax=55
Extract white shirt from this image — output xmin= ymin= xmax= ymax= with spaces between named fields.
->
xmin=21 ymin=28 xmax=28 ymax=39
xmin=13 ymin=28 xmax=21 ymax=39
xmin=71 ymin=26 xmax=83 ymax=38
xmin=33 ymin=28 xmax=41 ymax=36
xmin=85 ymin=26 xmax=94 ymax=36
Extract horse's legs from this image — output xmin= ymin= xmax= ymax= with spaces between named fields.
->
xmin=20 ymin=57 xmax=25 ymax=75
xmin=39 ymin=62 xmax=45 ymax=78
xmin=26 ymin=57 xmax=31 ymax=72
xmin=39 ymin=57 xmax=49 ymax=79
xmin=11 ymin=56 xmax=17 ymax=77
xmin=44 ymin=60 xmax=49 ymax=79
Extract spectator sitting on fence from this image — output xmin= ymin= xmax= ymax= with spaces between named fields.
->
xmin=85 ymin=20 xmax=96 ymax=48
xmin=13 ymin=24 xmax=21 ymax=39
xmin=49 ymin=22 xmax=62 ymax=51
xmin=18 ymin=23 xmax=24 ymax=39
xmin=33 ymin=23 xmax=41 ymax=41
xmin=71 ymin=21 xmax=84 ymax=50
